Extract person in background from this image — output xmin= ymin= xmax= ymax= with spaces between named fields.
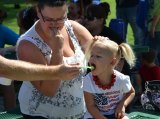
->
xmin=69 ymin=0 xmax=93 ymax=24
xmin=115 ymin=0 xmax=144 ymax=45
xmin=0 ymin=9 xmax=19 ymax=56
xmin=84 ymin=2 xmax=123 ymax=45
xmin=83 ymin=36 xmax=135 ymax=119
xmin=135 ymin=49 xmax=160 ymax=111
xmin=17 ymin=0 xmax=92 ymax=118
xmin=136 ymin=0 xmax=149 ymax=35
xmin=76 ymin=0 xmax=92 ymax=16
xmin=17 ymin=6 xmax=38 ymax=35
xmin=145 ymin=0 xmax=160 ymax=65
xmin=67 ymin=2 xmax=81 ymax=21
xmin=136 ymin=49 xmax=160 ymax=93
xmin=0 ymin=9 xmax=19 ymax=111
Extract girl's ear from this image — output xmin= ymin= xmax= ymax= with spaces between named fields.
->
xmin=110 ymin=58 xmax=117 ymax=66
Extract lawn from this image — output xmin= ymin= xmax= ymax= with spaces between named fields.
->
xmin=0 ymin=0 xmax=31 ymax=34
xmin=1 ymin=0 xmax=134 ymax=45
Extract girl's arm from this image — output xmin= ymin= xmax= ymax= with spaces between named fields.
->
xmin=115 ymin=86 xmax=135 ymax=119
xmin=84 ymin=91 xmax=107 ymax=119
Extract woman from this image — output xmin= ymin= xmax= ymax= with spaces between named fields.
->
xmin=83 ymin=2 xmax=123 ymax=44
xmin=17 ymin=0 xmax=92 ymax=119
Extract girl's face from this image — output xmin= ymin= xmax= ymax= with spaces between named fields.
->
xmin=37 ymin=5 xmax=67 ymax=32
xmin=89 ymin=43 xmax=113 ymax=76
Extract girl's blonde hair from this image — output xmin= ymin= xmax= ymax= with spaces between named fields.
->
xmin=85 ymin=36 xmax=136 ymax=68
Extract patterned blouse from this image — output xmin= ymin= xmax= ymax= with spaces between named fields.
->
xmin=17 ymin=20 xmax=86 ymax=119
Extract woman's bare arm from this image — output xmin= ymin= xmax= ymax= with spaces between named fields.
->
xmin=70 ymin=20 xmax=93 ymax=51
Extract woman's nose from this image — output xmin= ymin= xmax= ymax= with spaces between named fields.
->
xmin=51 ymin=22 xmax=59 ymax=27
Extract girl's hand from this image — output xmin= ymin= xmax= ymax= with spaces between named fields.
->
xmin=115 ymin=104 xmax=125 ymax=119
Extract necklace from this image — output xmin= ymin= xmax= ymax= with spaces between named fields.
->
xmin=93 ymin=73 xmax=116 ymax=90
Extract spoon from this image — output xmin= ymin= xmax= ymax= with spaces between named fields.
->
xmin=81 ymin=66 xmax=95 ymax=70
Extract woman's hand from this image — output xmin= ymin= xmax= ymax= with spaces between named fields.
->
xmin=49 ymin=28 xmax=64 ymax=49
xmin=49 ymin=28 xmax=64 ymax=65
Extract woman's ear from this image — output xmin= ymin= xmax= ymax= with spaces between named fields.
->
xmin=99 ymin=18 xmax=104 ymax=24
xmin=36 ymin=7 xmax=41 ymax=19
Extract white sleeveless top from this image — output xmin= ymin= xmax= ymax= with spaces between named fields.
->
xmin=17 ymin=20 xmax=86 ymax=119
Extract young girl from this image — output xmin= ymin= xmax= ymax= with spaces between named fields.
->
xmin=83 ymin=36 xmax=136 ymax=119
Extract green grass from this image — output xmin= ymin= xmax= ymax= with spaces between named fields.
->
xmin=0 ymin=0 xmax=31 ymax=34
xmin=1 ymin=0 xmax=134 ymax=45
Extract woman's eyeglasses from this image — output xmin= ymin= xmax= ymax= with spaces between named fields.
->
xmin=85 ymin=16 xmax=97 ymax=21
xmin=40 ymin=10 xmax=67 ymax=24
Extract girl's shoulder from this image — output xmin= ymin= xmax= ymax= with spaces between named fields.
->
xmin=83 ymin=73 xmax=93 ymax=81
